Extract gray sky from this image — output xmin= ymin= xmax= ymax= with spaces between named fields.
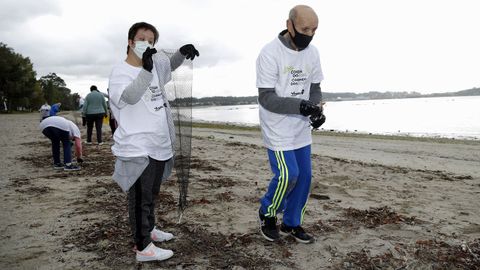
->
xmin=1 ymin=0 xmax=479 ymax=98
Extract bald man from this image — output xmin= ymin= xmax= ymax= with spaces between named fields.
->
xmin=256 ymin=5 xmax=325 ymax=244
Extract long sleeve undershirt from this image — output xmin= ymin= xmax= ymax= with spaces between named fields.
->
xmin=258 ymin=83 xmax=322 ymax=114
xmin=120 ymin=51 xmax=186 ymax=105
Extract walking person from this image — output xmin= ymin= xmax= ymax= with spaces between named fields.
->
xmin=78 ymin=96 xmax=86 ymax=126
xmin=256 ymin=5 xmax=326 ymax=244
xmin=39 ymin=116 xmax=83 ymax=171
xmin=83 ymin=85 xmax=107 ymax=145
xmin=108 ymin=22 xmax=199 ymax=262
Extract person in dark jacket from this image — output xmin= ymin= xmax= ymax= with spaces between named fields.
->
xmin=83 ymin=85 xmax=107 ymax=145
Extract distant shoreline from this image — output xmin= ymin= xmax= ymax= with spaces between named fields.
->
xmin=191 ymin=121 xmax=480 ymax=145
xmin=13 ymin=110 xmax=477 ymax=143
xmin=186 ymin=91 xmax=480 ymax=107
xmin=188 ymin=94 xmax=480 ymax=107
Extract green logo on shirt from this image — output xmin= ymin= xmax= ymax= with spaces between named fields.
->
xmin=283 ymin=65 xmax=294 ymax=74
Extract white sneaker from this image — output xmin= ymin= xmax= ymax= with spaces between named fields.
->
xmin=151 ymin=227 xmax=174 ymax=242
xmin=136 ymin=243 xmax=173 ymax=262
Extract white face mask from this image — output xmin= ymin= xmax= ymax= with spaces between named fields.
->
xmin=132 ymin=40 xmax=152 ymax=59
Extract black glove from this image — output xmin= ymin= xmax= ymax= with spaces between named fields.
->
xmin=179 ymin=44 xmax=200 ymax=60
xmin=299 ymin=100 xmax=321 ymax=116
xmin=77 ymin=157 xmax=84 ymax=163
xmin=142 ymin=47 xmax=157 ymax=72
xmin=310 ymin=111 xmax=326 ymax=129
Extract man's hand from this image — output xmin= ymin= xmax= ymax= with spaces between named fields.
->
xmin=142 ymin=47 xmax=157 ymax=72
xmin=299 ymin=100 xmax=321 ymax=116
xmin=179 ymin=44 xmax=200 ymax=60
xmin=310 ymin=111 xmax=326 ymax=129
xmin=77 ymin=157 xmax=84 ymax=163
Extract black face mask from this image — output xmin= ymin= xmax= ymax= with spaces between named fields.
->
xmin=289 ymin=21 xmax=314 ymax=50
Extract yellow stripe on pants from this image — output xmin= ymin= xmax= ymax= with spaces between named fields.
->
xmin=267 ymin=151 xmax=284 ymax=216
xmin=267 ymin=151 xmax=289 ymax=216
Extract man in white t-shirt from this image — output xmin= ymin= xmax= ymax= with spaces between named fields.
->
xmin=108 ymin=22 xmax=199 ymax=262
xmin=256 ymin=5 xmax=326 ymax=244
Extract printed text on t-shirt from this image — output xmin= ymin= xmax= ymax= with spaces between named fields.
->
xmin=286 ymin=67 xmax=307 ymax=87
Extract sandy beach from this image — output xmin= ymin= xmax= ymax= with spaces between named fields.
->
xmin=1 ymin=112 xmax=479 ymax=269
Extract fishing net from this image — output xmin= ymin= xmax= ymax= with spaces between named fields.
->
xmin=163 ymin=50 xmax=193 ymax=216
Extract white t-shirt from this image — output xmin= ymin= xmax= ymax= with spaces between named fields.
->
xmin=256 ymin=36 xmax=324 ymax=151
xmin=39 ymin=116 xmax=81 ymax=138
xmin=108 ymin=54 xmax=173 ymax=161
xmin=39 ymin=104 xmax=51 ymax=117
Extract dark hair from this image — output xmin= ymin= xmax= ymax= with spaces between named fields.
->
xmin=126 ymin=22 xmax=159 ymax=54
xmin=90 ymin=85 xmax=98 ymax=91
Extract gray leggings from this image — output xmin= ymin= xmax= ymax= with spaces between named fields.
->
xmin=128 ymin=157 xmax=166 ymax=250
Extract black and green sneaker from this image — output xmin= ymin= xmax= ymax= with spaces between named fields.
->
xmin=280 ymin=223 xmax=315 ymax=244
xmin=258 ymin=210 xmax=280 ymax=242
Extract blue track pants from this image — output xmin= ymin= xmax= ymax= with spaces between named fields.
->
xmin=260 ymin=145 xmax=312 ymax=227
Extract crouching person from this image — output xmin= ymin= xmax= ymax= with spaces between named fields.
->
xmin=39 ymin=116 xmax=83 ymax=171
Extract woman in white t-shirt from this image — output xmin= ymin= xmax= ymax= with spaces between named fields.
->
xmin=108 ymin=22 xmax=199 ymax=262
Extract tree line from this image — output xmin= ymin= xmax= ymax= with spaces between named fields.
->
xmin=0 ymin=43 xmax=79 ymax=112
xmin=171 ymin=96 xmax=258 ymax=107
xmin=321 ymin=88 xmax=480 ymax=101
xmin=2 ymin=42 xmax=478 ymax=111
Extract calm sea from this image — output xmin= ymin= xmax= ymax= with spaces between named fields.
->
xmin=192 ymin=96 xmax=480 ymax=140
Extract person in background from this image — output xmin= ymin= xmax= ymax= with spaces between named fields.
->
xmin=1 ymin=97 xmax=7 ymax=112
xmin=256 ymin=5 xmax=325 ymax=244
xmin=106 ymin=89 xmax=117 ymax=137
xmin=38 ymin=102 xmax=51 ymax=121
xmin=83 ymin=85 xmax=107 ymax=145
xmin=49 ymin=102 xmax=61 ymax=116
xmin=78 ymin=96 xmax=86 ymax=126
xmin=39 ymin=116 xmax=83 ymax=171
xmin=108 ymin=21 xmax=199 ymax=262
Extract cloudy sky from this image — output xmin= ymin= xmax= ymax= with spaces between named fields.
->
xmin=1 ymin=0 xmax=479 ymax=98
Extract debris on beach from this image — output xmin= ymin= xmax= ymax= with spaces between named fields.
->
xmin=335 ymin=206 xmax=418 ymax=229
